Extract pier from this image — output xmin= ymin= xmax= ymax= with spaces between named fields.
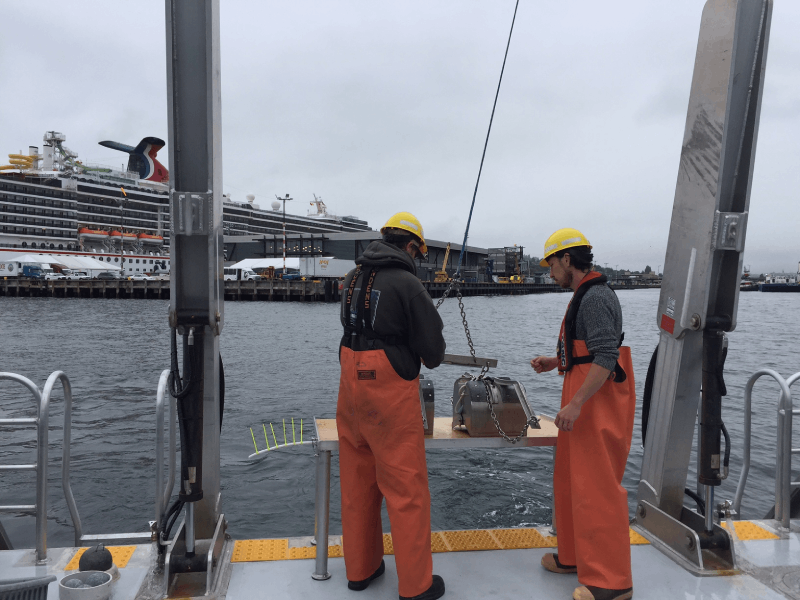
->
xmin=0 ymin=279 xmax=336 ymax=301
xmin=423 ymin=281 xmax=569 ymax=298
xmin=0 ymin=278 xmax=585 ymax=301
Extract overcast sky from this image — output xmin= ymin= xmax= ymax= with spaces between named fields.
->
xmin=2 ymin=1 xmax=798 ymax=273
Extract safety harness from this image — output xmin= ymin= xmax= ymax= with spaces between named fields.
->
xmin=557 ymin=273 xmax=627 ymax=383
xmin=343 ymin=266 xmax=407 ymax=347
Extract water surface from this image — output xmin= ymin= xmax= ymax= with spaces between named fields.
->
xmin=0 ymin=289 xmax=797 ymax=546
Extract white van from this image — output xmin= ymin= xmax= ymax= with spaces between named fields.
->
xmin=223 ymin=267 xmax=258 ymax=281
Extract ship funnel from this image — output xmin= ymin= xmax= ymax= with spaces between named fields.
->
xmin=99 ymin=136 xmax=168 ymax=182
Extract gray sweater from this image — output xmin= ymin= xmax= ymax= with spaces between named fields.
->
xmin=574 ymin=284 xmax=623 ymax=371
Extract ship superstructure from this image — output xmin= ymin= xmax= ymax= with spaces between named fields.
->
xmin=0 ymin=132 xmax=371 ymax=273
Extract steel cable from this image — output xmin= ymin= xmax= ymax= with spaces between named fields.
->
xmin=455 ymin=0 xmax=521 ymax=277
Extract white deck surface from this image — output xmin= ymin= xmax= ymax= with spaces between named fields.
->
xmin=2 ymin=536 xmax=799 ymax=598
xmin=225 ymin=544 xmax=789 ymax=600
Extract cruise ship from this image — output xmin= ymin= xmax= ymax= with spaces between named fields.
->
xmin=0 ymin=131 xmax=371 ymax=275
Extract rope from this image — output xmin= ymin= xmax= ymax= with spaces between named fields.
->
xmin=455 ymin=0 xmax=521 ymax=277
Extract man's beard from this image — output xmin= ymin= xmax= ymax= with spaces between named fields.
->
xmin=559 ymin=270 xmax=573 ymax=289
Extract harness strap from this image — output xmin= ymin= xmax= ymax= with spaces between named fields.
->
xmin=343 ymin=267 xmax=407 ymax=347
xmin=571 ymin=354 xmax=628 ymax=383
xmin=344 ymin=265 xmax=362 ymax=319
xmin=559 ymin=273 xmax=627 ymax=383
xmin=353 ymin=268 xmax=377 ymax=335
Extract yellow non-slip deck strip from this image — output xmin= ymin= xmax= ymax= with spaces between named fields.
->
xmin=721 ymin=521 xmax=779 ymax=541
xmin=629 ymin=529 xmax=650 ymax=545
xmin=231 ymin=527 xmax=645 ymax=563
xmin=65 ymin=545 xmax=136 ymax=570
xmin=231 ymin=539 xmax=344 ymax=563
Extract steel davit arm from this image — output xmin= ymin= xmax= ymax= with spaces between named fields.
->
xmin=635 ymin=0 xmax=772 ymax=574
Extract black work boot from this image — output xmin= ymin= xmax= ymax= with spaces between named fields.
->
xmin=573 ymin=585 xmax=633 ymax=600
xmin=399 ymin=574 xmax=445 ymax=600
xmin=348 ymin=559 xmax=386 ymax=591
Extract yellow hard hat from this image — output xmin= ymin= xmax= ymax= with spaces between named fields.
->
xmin=539 ymin=228 xmax=592 ymax=267
xmin=381 ymin=212 xmax=428 ymax=254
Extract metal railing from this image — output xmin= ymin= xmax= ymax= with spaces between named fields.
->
xmin=0 ymin=372 xmax=50 ymax=563
xmin=155 ymin=370 xmax=176 ymax=527
xmin=1 ymin=369 xmax=176 ymax=555
xmin=733 ymin=368 xmax=800 ymax=528
xmin=63 ymin=369 xmax=175 ymax=546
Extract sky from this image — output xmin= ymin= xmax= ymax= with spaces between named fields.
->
xmin=1 ymin=1 xmax=798 ymax=274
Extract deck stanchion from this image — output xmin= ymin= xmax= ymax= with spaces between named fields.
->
xmin=312 ymin=449 xmax=332 ymax=581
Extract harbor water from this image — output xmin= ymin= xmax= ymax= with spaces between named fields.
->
xmin=0 ymin=289 xmax=798 ymax=548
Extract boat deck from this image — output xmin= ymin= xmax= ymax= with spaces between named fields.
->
xmin=3 ymin=520 xmax=799 ymax=599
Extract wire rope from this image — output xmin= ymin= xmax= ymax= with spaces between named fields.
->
xmin=455 ymin=0 xmax=521 ymax=277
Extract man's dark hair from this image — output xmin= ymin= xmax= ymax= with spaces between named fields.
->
xmin=382 ymin=228 xmax=419 ymax=252
xmin=555 ymin=245 xmax=593 ymax=271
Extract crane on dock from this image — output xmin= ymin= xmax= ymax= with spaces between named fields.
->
xmin=435 ymin=243 xmax=451 ymax=282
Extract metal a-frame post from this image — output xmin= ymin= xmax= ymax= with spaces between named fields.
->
xmin=635 ymin=0 xmax=772 ymax=574
xmin=164 ymin=0 xmax=226 ymax=594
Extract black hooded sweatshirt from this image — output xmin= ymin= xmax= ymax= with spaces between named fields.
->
xmin=339 ymin=240 xmax=446 ymax=380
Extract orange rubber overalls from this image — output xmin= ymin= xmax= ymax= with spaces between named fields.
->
xmin=554 ymin=272 xmax=636 ymax=590
xmin=336 ymin=268 xmax=433 ymax=598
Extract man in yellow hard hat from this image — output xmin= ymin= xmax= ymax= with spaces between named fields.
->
xmin=531 ymin=228 xmax=636 ymax=600
xmin=336 ymin=212 xmax=446 ymax=600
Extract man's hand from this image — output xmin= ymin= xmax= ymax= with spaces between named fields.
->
xmin=530 ymin=356 xmax=558 ymax=373
xmin=554 ymin=363 xmax=612 ymax=431
xmin=555 ymin=401 xmax=582 ymax=432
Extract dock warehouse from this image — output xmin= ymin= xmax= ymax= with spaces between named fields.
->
xmin=224 ymin=232 xmax=491 ymax=282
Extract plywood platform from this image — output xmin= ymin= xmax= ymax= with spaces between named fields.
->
xmin=315 ymin=416 xmax=558 ymax=451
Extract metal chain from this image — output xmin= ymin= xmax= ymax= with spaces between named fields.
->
xmin=435 ymin=280 xmax=457 ymax=308
xmin=441 ymin=280 xmax=536 ymax=439
xmin=454 ymin=373 xmax=537 ymax=444
xmin=436 ymin=281 xmax=488 ymax=378
xmin=481 ymin=379 xmax=538 ymax=444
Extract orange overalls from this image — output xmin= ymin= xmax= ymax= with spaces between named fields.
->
xmin=554 ymin=273 xmax=636 ymax=590
xmin=336 ymin=266 xmax=433 ymax=599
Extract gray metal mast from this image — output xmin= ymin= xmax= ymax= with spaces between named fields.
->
xmin=164 ymin=0 xmax=226 ymax=593
xmin=636 ymin=0 xmax=772 ymax=573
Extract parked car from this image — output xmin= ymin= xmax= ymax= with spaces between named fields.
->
xmin=95 ymin=272 xmax=120 ymax=280
xmin=128 ymin=274 xmax=153 ymax=280
xmin=65 ymin=271 xmax=90 ymax=280
xmin=45 ymin=273 xmax=66 ymax=281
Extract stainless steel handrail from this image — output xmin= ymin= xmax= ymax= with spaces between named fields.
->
xmin=777 ymin=372 xmax=800 ymax=528
xmin=155 ymin=369 xmax=176 ymax=526
xmin=43 ymin=370 xmax=85 ymax=547
xmin=62 ymin=369 xmax=175 ymax=546
xmin=0 ymin=372 xmax=48 ymax=562
xmin=732 ymin=368 xmax=799 ymax=528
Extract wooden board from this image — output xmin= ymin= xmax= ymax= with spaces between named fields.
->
xmin=315 ymin=416 xmax=557 ymax=450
